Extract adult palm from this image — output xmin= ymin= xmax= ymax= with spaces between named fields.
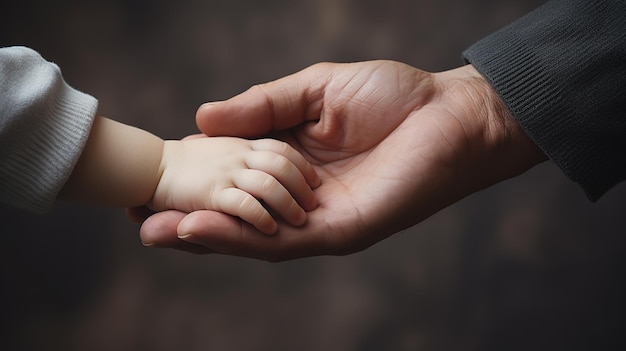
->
xmin=137 ymin=60 xmax=544 ymax=261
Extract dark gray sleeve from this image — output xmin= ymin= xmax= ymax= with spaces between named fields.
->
xmin=463 ymin=0 xmax=626 ymax=201
xmin=0 ymin=46 xmax=98 ymax=213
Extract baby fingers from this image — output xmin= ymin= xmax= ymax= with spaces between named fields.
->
xmin=233 ymin=169 xmax=307 ymax=228
xmin=251 ymin=139 xmax=320 ymax=187
xmin=245 ymin=147 xmax=318 ymax=211
xmin=215 ymin=187 xmax=278 ymax=235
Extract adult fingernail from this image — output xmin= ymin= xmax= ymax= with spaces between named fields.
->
xmin=201 ymin=101 xmax=221 ymax=109
xmin=267 ymin=221 xmax=279 ymax=235
xmin=303 ymin=195 xmax=318 ymax=212
xmin=294 ymin=209 xmax=307 ymax=226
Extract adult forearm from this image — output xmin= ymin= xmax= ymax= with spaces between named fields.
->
xmin=58 ymin=116 xmax=164 ymax=208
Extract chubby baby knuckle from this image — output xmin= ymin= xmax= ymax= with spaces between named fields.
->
xmin=255 ymin=138 xmax=291 ymax=154
xmin=237 ymin=193 xmax=258 ymax=212
xmin=261 ymin=175 xmax=279 ymax=193
xmin=273 ymin=139 xmax=292 ymax=153
xmin=272 ymin=154 xmax=292 ymax=173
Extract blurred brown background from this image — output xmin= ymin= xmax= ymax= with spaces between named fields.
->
xmin=2 ymin=0 xmax=626 ymax=350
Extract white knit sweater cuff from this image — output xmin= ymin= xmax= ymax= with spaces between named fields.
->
xmin=0 ymin=46 xmax=98 ymax=213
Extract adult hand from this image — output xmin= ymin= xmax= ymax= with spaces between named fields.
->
xmin=131 ymin=60 xmax=546 ymax=261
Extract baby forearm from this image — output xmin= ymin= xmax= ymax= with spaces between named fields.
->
xmin=58 ymin=116 xmax=164 ymax=208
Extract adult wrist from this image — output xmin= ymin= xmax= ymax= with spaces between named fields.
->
xmin=468 ymin=64 xmax=548 ymax=179
xmin=435 ymin=65 xmax=547 ymax=187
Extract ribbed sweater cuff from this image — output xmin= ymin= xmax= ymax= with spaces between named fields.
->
xmin=463 ymin=0 xmax=626 ymax=201
xmin=1 ymin=78 xmax=97 ymax=213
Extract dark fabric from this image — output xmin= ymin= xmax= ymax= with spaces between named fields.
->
xmin=463 ymin=0 xmax=626 ymax=201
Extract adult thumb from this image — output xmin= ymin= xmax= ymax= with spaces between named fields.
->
xmin=196 ymin=64 xmax=328 ymax=137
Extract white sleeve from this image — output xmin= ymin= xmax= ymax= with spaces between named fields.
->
xmin=0 ymin=46 xmax=98 ymax=213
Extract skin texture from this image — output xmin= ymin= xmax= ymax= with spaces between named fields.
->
xmin=131 ymin=61 xmax=547 ymax=260
xmin=60 ymin=117 xmax=319 ymax=235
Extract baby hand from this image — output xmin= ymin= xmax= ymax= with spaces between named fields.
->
xmin=150 ymin=137 xmax=320 ymax=234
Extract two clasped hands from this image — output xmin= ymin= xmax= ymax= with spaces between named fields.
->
xmin=128 ymin=60 xmax=546 ymax=261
